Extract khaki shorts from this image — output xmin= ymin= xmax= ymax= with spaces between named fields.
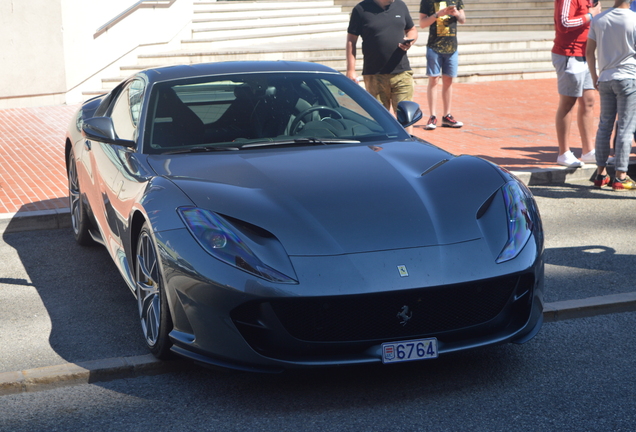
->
xmin=364 ymin=71 xmax=414 ymax=112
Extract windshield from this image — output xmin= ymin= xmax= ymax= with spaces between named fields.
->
xmin=142 ymin=72 xmax=409 ymax=154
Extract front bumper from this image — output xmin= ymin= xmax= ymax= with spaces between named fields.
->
xmin=154 ymin=229 xmax=544 ymax=372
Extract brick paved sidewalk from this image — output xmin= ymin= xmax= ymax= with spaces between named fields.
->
xmin=0 ymin=78 xmax=602 ymax=215
xmin=411 ymin=78 xmax=598 ymax=171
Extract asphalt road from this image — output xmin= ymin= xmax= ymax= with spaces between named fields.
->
xmin=1 ymin=179 xmax=636 ymax=373
xmin=0 ymin=178 xmax=636 ymax=430
xmin=0 ymin=312 xmax=635 ymax=431
xmin=533 ymin=181 xmax=636 ymax=302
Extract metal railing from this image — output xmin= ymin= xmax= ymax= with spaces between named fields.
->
xmin=94 ymin=0 xmax=176 ymax=38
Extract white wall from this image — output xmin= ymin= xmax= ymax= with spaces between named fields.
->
xmin=0 ymin=0 xmax=193 ymax=108
xmin=0 ymin=0 xmax=67 ymax=106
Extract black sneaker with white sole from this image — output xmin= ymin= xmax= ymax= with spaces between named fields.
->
xmin=442 ymin=114 xmax=463 ymax=128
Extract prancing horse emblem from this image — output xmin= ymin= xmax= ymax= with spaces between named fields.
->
xmin=397 ymin=305 xmax=413 ymax=326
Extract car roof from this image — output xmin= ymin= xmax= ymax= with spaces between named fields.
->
xmin=140 ymin=61 xmax=340 ymax=84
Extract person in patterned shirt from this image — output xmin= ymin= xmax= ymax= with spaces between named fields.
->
xmin=419 ymin=0 xmax=466 ymax=130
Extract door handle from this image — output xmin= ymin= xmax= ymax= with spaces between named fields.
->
xmin=84 ymin=140 xmax=92 ymax=151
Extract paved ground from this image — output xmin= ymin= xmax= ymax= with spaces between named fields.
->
xmin=2 ymin=77 xmax=636 ymax=396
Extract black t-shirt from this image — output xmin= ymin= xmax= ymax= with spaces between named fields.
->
xmin=347 ymin=0 xmax=414 ymax=75
xmin=419 ymin=0 xmax=464 ymax=54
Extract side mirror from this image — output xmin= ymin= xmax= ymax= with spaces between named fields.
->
xmin=82 ymin=117 xmax=135 ymax=148
xmin=396 ymin=101 xmax=423 ymax=128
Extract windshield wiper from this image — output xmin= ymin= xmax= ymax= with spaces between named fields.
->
xmin=163 ymin=145 xmax=240 ymax=155
xmin=241 ymin=137 xmax=360 ymax=149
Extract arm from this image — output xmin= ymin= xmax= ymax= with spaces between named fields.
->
xmin=419 ymin=6 xmax=457 ymax=29
xmin=558 ymin=0 xmax=601 ymax=30
xmin=586 ymin=37 xmax=598 ymax=90
xmin=346 ymin=33 xmax=359 ymax=82
xmin=455 ymin=7 xmax=466 ymax=25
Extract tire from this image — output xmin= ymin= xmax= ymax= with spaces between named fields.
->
xmin=135 ymin=222 xmax=173 ymax=359
xmin=67 ymin=151 xmax=94 ymax=246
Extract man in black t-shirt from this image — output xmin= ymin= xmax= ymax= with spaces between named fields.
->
xmin=419 ymin=0 xmax=465 ymax=130
xmin=346 ymin=0 xmax=418 ymax=131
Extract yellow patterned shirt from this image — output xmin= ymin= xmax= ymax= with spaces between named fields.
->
xmin=419 ymin=0 xmax=464 ymax=54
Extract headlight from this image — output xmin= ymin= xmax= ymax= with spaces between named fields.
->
xmin=178 ymin=207 xmax=297 ymax=284
xmin=496 ymin=181 xmax=535 ymax=263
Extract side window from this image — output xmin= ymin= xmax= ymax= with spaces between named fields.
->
xmin=110 ymin=79 xmax=145 ymax=142
xmin=129 ymin=80 xmax=144 ymax=126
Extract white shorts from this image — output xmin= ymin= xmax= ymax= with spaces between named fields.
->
xmin=552 ymin=53 xmax=594 ymax=98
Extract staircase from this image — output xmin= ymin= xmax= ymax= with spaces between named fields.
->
xmin=335 ymin=0 xmax=555 ymax=32
xmin=87 ymin=0 xmax=557 ymax=96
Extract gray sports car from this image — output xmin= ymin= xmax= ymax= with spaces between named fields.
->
xmin=65 ymin=61 xmax=544 ymax=372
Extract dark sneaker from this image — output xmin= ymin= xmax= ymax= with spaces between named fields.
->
xmin=442 ymin=114 xmax=463 ymax=128
xmin=424 ymin=115 xmax=437 ymax=130
xmin=612 ymin=175 xmax=636 ymax=191
xmin=594 ymin=174 xmax=610 ymax=188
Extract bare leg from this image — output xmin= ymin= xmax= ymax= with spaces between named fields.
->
xmin=441 ymin=75 xmax=454 ymax=116
xmin=578 ymin=89 xmax=596 ymax=155
xmin=555 ymin=94 xmax=578 ymax=156
xmin=427 ymin=76 xmax=440 ymax=117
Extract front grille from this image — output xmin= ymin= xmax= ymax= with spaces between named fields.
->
xmin=270 ymin=275 xmax=520 ymax=342
xmin=232 ymin=273 xmax=534 ymax=348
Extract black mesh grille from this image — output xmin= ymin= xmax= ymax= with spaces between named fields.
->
xmin=233 ymin=274 xmax=530 ymax=345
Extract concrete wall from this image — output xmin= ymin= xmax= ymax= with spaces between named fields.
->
xmin=0 ymin=0 xmax=67 ymax=107
xmin=0 ymin=0 xmax=193 ymax=109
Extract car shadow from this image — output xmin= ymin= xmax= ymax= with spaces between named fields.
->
xmin=1 ymin=200 xmax=148 ymax=372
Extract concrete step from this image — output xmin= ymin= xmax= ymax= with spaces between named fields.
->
xmin=182 ymin=24 xmax=347 ymax=48
xmin=192 ymin=12 xmax=347 ymax=29
xmin=194 ymin=1 xmax=337 ymax=13
xmin=97 ymin=36 xmax=555 ymax=92
xmin=335 ymin=0 xmax=556 ymax=28
xmin=83 ymin=0 xmax=559 ymax=95
xmin=192 ymin=15 xmax=349 ymax=36
xmin=335 ymin=0 xmax=555 ymax=12
xmin=184 ymin=0 xmax=350 ymax=47
xmin=456 ymin=7 xmax=553 ymax=17
xmin=459 ymin=23 xmax=554 ymax=31
xmin=88 ymin=67 xmax=556 ymax=96
xmin=193 ymin=6 xmax=344 ymax=21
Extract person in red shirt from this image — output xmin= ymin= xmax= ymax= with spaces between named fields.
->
xmin=552 ymin=0 xmax=602 ymax=167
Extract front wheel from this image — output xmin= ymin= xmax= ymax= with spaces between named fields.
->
xmin=135 ymin=223 xmax=173 ymax=359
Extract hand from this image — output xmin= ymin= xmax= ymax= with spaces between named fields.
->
xmin=346 ymin=70 xmax=358 ymax=83
xmin=437 ymin=6 xmax=457 ymax=17
xmin=398 ymin=39 xmax=413 ymax=51
xmin=589 ymin=2 xmax=601 ymax=16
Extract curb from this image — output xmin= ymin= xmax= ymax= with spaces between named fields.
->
xmin=514 ymin=165 xmax=597 ymax=186
xmin=543 ymin=291 xmax=636 ymax=322
xmin=0 ymin=207 xmax=71 ymax=235
xmin=0 ymin=354 xmax=187 ymax=396
xmin=2 ymin=291 xmax=636 ymax=396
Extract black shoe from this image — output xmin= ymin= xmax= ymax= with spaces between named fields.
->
xmin=442 ymin=114 xmax=463 ymax=128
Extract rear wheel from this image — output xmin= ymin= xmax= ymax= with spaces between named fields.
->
xmin=67 ymin=151 xmax=94 ymax=246
xmin=135 ymin=223 xmax=173 ymax=359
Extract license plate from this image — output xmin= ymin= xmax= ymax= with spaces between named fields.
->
xmin=381 ymin=338 xmax=438 ymax=364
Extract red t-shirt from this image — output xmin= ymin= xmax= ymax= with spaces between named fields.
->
xmin=552 ymin=0 xmax=594 ymax=56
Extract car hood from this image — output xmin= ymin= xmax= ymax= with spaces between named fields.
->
xmin=147 ymin=141 xmax=506 ymax=256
